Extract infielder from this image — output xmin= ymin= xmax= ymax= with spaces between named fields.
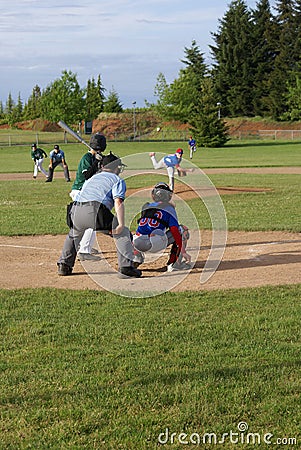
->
xmin=57 ymin=152 xmax=141 ymax=278
xmin=31 ymin=143 xmax=48 ymax=179
xmin=149 ymin=148 xmax=187 ymax=191
xmin=46 ymin=144 xmax=70 ymax=182
xmin=70 ymin=132 xmax=107 ymax=261
xmin=132 ymin=182 xmax=191 ymax=272
xmin=188 ymin=136 xmax=197 ymax=159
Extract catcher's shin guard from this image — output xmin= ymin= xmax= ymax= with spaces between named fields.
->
xmin=167 ymin=242 xmax=180 ymax=265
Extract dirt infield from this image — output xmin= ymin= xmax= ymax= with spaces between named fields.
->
xmin=1 ymin=167 xmax=300 ymax=293
xmin=0 ymin=230 xmax=300 ymax=292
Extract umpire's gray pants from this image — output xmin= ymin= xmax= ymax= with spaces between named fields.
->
xmin=58 ymin=201 xmax=134 ymax=269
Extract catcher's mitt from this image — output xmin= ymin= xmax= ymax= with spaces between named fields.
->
xmin=177 ymin=169 xmax=187 ymax=177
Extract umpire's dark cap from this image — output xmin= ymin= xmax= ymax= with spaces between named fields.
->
xmin=102 ymin=152 xmax=126 ymax=171
xmin=89 ymin=132 xmax=107 ymax=152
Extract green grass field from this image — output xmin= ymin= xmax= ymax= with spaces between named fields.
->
xmin=1 ymin=139 xmax=301 ymax=172
xmin=0 ymin=139 xmax=300 ymax=448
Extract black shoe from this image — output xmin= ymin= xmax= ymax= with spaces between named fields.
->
xmin=119 ymin=266 xmax=142 ymax=278
xmin=57 ymin=263 xmax=72 ymax=276
xmin=45 ymin=179 xmax=52 ymax=183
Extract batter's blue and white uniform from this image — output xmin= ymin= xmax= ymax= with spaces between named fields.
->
xmin=150 ymin=153 xmax=182 ymax=191
xmin=58 ymin=170 xmax=135 ymax=271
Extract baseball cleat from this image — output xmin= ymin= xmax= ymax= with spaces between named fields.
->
xmin=132 ymin=250 xmax=145 ymax=268
xmin=91 ymin=248 xmax=101 ymax=255
xmin=118 ymin=266 xmax=142 ymax=278
xmin=167 ymin=261 xmax=192 ymax=272
xmin=57 ymin=263 xmax=73 ymax=276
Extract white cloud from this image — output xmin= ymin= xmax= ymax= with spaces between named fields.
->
xmin=0 ymin=0 xmax=276 ymax=108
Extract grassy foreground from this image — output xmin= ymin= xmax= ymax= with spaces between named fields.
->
xmin=1 ymin=286 xmax=300 ymax=449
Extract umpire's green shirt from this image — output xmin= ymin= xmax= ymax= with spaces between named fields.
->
xmin=72 ymin=152 xmax=95 ymax=190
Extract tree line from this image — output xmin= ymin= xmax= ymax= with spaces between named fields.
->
xmin=1 ymin=0 xmax=300 ymax=147
xmin=0 ymin=71 xmax=123 ymax=127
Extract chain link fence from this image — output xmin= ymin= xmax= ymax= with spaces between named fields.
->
xmin=0 ymin=130 xmax=190 ymax=146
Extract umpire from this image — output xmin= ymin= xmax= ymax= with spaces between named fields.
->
xmin=57 ymin=152 xmax=142 ymax=278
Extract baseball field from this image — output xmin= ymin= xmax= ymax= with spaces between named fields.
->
xmin=0 ymin=139 xmax=300 ymax=448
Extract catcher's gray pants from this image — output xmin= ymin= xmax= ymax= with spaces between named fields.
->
xmin=58 ymin=201 xmax=134 ymax=269
xmin=150 ymin=155 xmax=175 ymax=191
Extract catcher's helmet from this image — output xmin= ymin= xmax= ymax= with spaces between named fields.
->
xmin=102 ymin=151 xmax=126 ymax=173
xmin=151 ymin=182 xmax=173 ymax=203
xmin=89 ymin=132 xmax=107 ymax=152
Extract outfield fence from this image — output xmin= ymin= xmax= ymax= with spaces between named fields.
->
xmin=1 ymin=129 xmax=301 ymax=146
xmin=0 ymin=130 xmax=190 ymax=147
xmin=232 ymin=129 xmax=301 ymax=140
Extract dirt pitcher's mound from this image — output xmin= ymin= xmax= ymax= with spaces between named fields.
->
xmin=0 ymin=231 xmax=300 ymax=293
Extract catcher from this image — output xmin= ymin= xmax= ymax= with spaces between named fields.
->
xmin=149 ymin=148 xmax=187 ymax=191
xmin=132 ymin=182 xmax=191 ymax=272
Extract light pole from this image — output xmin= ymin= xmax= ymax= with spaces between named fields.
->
xmin=216 ymin=102 xmax=221 ymax=120
xmin=132 ymin=101 xmax=136 ymax=140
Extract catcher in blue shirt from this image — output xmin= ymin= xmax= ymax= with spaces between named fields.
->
xmin=133 ymin=182 xmax=191 ymax=272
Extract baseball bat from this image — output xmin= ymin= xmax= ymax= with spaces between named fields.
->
xmin=57 ymin=120 xmax=92 ymax=151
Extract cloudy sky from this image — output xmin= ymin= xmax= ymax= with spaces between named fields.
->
xmin=0 ymin=0 xmax=276 ymax=109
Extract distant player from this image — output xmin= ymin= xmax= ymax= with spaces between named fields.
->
xmin=31 ymin=143 xmax=48 ymax=179
xmin=46 ymin=144 xmax=70 ymax=182
xmin=188 ymin=136 xmax=196 ymax=159
xmin=132 ymin=182 xmax=191 ymax=272
xmin=149 ymin=148 xmax=187 ymax=191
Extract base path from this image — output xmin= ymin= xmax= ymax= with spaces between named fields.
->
xmin=0 ymin=230 xmax=300 ymax=292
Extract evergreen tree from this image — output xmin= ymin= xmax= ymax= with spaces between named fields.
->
xmin=210 ymin=0 xmax=255 ymax=117
xmin=23 ymin=85 xmax=42 ymax=120
xmin=189 ymin=77 xmax=229 ymax=147
xmin=5 ymin=92 xmax=14 ymax=115
xmin=251 ymin=0 xmax=276 ymax=116
xmin=84 ymin=75 xmax=105 ymax=120
xmin=40 ymin=70 xmax=85 ymax=123
xmin=103 ymin=88 xmax=123 ymax=113
xmin=11 ymin=92 xmax=23 ymax=123
xmin=267 ymin=0 xmax=297 ymax=118
xmin=154 ymin=72 xmax=172 ymax=118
